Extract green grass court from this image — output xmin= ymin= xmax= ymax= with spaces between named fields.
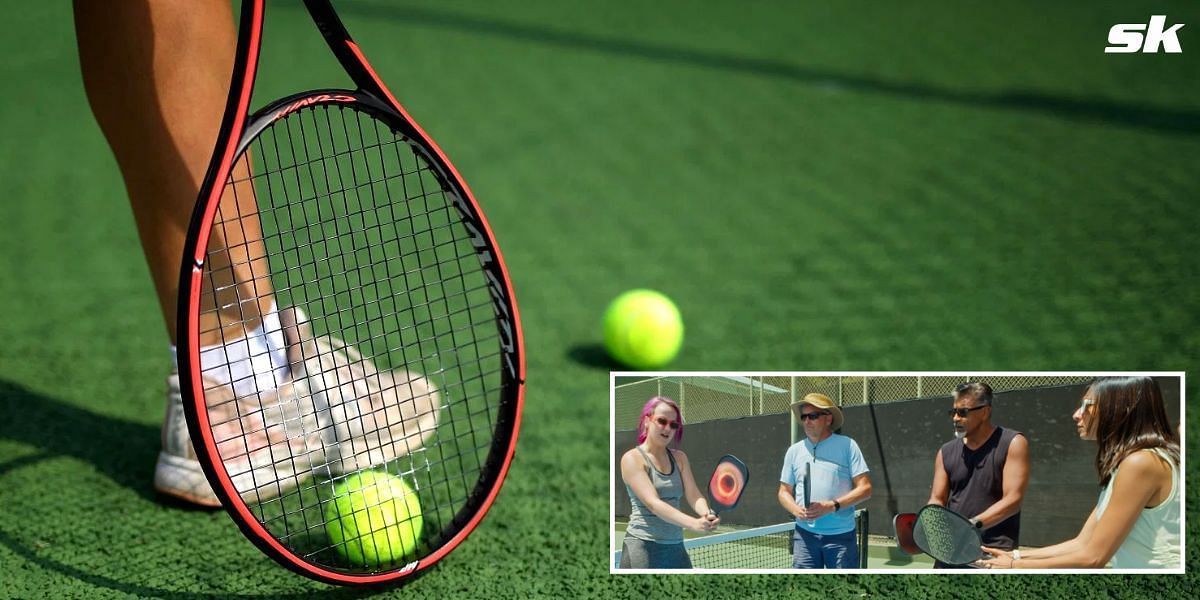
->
xmin=1 ymin=0 xmax=1197 ymax=597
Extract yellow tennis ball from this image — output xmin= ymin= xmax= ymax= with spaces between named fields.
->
xmin=603 ymin=289 xmax=684 ymax=369
xmin=325 ymin=471 xmax=422 ymax=567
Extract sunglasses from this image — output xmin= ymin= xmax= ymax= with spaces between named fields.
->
xmin=947 ymin=405 xmax=988 ymax=418
xmin=798 ymin=411 xmax=830 ymax=422
xmin=652 ymin=416 xmax=680 ymax=430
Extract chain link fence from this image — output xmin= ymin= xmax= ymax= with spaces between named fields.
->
xmin=614 ymin=375 xmax=1093 ymax=430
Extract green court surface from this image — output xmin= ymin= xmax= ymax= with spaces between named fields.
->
xmin=1 ymin=0 xmax=1197 ymax=598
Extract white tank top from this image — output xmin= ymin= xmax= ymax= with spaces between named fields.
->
xmin=1095 ymin=448 xmax=1180 ymax=568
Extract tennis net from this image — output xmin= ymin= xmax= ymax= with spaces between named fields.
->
xmin=614 ymin=509 xmax=868 ymax=570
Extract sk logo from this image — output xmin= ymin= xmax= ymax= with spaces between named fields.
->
xmin=1106 ymin=15 xmax=1185 ymax=53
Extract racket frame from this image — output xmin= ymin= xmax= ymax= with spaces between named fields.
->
xmin=176 ymin=0 xmax=525 ymax=585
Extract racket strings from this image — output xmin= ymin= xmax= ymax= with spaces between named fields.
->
xmin=225 ymin=136 xmax=421 ymax=186
xmin=197 ymin=100 xmax=506 ymax=569
xmin=200 ymin=335 xmax=443 ymax=453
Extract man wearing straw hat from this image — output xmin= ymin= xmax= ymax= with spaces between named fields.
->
xmin=778 ymin=393 xmax=873 ymax=569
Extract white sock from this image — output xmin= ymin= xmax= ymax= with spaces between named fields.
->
xmin=170 ymin=303 xmax=292 ymax=398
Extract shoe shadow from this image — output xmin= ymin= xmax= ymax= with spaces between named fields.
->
xmin=0 ymin=378 xmax=161 ymax=503
xmin=0 ymin=379 xmax=388 ymax=598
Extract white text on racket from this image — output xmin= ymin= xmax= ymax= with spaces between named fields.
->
xmin=447 ymin=187 xmax=518 ymax=379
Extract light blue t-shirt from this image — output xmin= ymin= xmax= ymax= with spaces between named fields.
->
xmin=780 ymin=434 xmax=869 ymax=535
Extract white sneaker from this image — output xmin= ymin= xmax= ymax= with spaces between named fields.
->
xmin=154 ymin=373 xmax=223 ymax=507
xmin=154 ymin=307 xmax=442 ymax=506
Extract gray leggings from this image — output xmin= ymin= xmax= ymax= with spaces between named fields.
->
xmin=619 ymin=537 xmax=692 ymax=569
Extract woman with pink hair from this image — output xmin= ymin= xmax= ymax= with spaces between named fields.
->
xmin=618 ymin=396 xmax=718 ymax=568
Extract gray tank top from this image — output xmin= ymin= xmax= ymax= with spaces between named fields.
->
xmin=624 ymin=447 xmax=685 ymax=543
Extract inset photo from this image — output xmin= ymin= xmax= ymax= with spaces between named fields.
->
xmin=610 ymin=373 xmax=1184 ymax=574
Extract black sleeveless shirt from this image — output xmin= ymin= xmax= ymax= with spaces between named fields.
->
xmin=940 ymin=426 xmax=1022 ymax=549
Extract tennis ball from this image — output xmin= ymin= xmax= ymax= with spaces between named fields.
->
xmin=603 ymin=289 xmax=684 ymax=369
xmin=325 ymin=471 xmax=422 ymax=567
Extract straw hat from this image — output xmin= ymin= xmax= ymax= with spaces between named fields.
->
xmin=790 ymin=393 xmax=844 ymax=431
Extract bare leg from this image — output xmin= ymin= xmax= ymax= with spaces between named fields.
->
xmin=74 ymin=0 xmax=270 ymax=346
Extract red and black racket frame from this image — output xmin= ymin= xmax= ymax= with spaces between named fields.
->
xmin=176 ymin=0 xmax=525 ymax=585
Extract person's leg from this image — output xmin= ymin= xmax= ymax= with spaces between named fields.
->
xmin=650 ymin=542 xmax=692 ymax=569
xmin=74 ymin=0 xmax=279 ymax=507
xmin=619 ymin=537 xmax=650 ymax=569
xmin=821 ymin=530 xmax=859 ymax=569
xmin=73 ymin=0 xmax=270 ymax=346
xmin=73 ymin=0 xmax=441 ymax=508
xmin=792 ymin=528 xmax=823 ymax=568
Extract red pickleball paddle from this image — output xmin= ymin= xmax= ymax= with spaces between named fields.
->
xmin=707 ymin=455 xmax=749 ymax=513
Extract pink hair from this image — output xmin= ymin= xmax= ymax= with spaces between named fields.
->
xmin=637 ymin=396 xmax=683 ymax=445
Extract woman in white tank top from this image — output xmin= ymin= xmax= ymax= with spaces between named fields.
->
xmin=979 ymin=376 xmax=1180 ymax=569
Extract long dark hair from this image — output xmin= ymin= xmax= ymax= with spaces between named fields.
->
xmin=1090 ymin=376 xmax=1179 ymax=486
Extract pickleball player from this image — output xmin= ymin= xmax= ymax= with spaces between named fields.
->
xmin=927 ymin=382 xmax=1030 ymax=568
xmin=778 ymin=393 xmax=872 ymax=569
xmin=619 ymin=396 xmax=719 ymax=568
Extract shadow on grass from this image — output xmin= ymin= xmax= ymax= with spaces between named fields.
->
xmin=0 ymin=379 xmax=162 ymax=503
xmin=566 ymin=343 xmax=622 ymax=370
xmin=0 ymin=379 xmax=397 ymax=598
xmin=329 ymin=1 xmax=1200 ymax=137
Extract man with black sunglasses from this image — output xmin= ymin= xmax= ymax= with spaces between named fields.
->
xmin=926 ymin=382 xmax=1029 ymax=568
xmin=778 ymin=393 xmax=872 ymax=569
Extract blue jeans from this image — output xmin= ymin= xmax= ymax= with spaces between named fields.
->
xmin=792 ymin=526 xmax=858 ymax=569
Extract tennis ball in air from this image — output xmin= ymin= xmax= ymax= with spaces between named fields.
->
xmin=325 ymin=471 xmax=422 ymax=567
xmin=603 ymin=289 xmax=684 ymax=369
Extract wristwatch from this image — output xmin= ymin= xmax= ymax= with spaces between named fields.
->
xmin=833 ymin=500 xmax=842 ymax=511
xmin=970 ymin=517 xmax=983 ymax=529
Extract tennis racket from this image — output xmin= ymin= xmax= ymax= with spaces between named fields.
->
xmin=177 ymin=0 xmax=524 ymax=585
xmin=912 ymin=505 xmax=985 ymax=566
xmin=892 ymin=512 xmax=920 ymax=555
xmin=706 ymin=455 xmax=749 ymax=514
